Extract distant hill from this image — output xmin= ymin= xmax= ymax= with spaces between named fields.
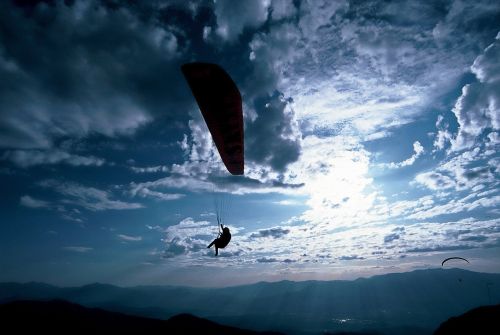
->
xmin=433 ymin=304 xmax=500 ymax=335
xmin=0 ymin=299 xmax=283 ymax=335
xmin=1 ymin=269 xmax=499 ymax=335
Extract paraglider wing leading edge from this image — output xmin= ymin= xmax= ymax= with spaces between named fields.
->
xmin=181 ymin=63 xmax=244 ymax=175
xmin=441 ymin=257 xmax=470 ymax=266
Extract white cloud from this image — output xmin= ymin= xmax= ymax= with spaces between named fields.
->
xmin=283 ymin=135 xmax=378 ymax=230
xmin=63 ymin=246 xmax=93 ymax=253
xmin=118 ymin=234 xmax=143 ymax=242
xmin=451 ymin=32 xmax=500 ymax=150
xmin=414 ymin=171 xmax=456 ymax=191
xmin=408 ymin=195 xmax=500 ymax=220
xmin=129 ymin=186 xmax=184 ymax=201
xmin=383 ymin=141 xmax=424 ymax=169
xmin=415 ymin=144 xmax=496 ymax=193
xmin=41 ymin=180 xmax=144 ymax=211
xmin=269 ymin=0 xmax=296 ymax=21
xmin=162 ymin=217 xmax=219 ymax=259
xmin=214 ymin=0 xmax=270 ymax=41
xmin=19 ymin=195 xmax=50 ymax=209
xmin=3 ymin=150 xmax=105 ymax=168
xmin=130 ymin=165 xmax=169 ymax=173
xmin=273 ymin=200 xmax=301 ymax=206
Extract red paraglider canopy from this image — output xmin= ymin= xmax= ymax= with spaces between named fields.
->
xmin=181 ymin=62 xmax=244 ymax=175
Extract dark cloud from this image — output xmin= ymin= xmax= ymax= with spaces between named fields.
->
xmin=383 ymin=233 xmax=400 ymax=243
xmin=0 ymin=0 xmax=190 ymax=149
xmin=245 ymin=92 xmax=301 ymax=172
xmin=256 ymin=257 xmax=276 ymax=263
xmin=415 ymin=171 xmax=455 ymax=190
xmin=463 ymin=167 xmax=492 ymax=181
xmin=213 ymin=0 xmax=270 ymax=41
xmin=0 ymin=0 xmax=303 ymax=175
xmin=250 ymin=226 xmax=290 ymax=239
xmin=406 ymin=245 xmax=475 ymax=253
xmin=163 ymin=237 xmax=186 ymax=258
xmin=459 ymin=235 xmax=487 ymax=242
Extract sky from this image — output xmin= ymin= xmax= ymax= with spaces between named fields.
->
xmin=0 ymin=0 xmax=499 ymax=287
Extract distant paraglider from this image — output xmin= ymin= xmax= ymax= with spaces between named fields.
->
xmin=181 ymin=62 xmax=244 ymax=175
xmin=441 ymin=257 xmax=470 ymax=267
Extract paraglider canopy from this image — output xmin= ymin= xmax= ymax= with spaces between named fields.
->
xmin=181 ymin=62 xmax=244 ymax=175
xmin=441 ymin=257 xmax=469 ymax=266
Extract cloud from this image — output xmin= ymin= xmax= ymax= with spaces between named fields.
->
xmin=250 ymin=227 xmax=290 ymax=239
xmin=63 ymin=246 xmax=93 ymax=253
xmin=451 ymin=32 xmax=500 ymax=150
xmin=3 ymin=149 xmax=105 ymax=168
xmin=257 ymin=257 xmax=279 ymax=263
xmin=129 ymin=186 xmax=184 ymax=202
xmin=0 ymin=0 xmax=191 ymax=150
xmin=213 ymin=0 xmax=270 ymax=41
xmin=383 ymin=141 xmax=424 ymax=169
xmin=460 ymin=235 xmax=487 ymax=242
xmin=130 ymin=165 xmax=169 ymax=173
xmin=383 ymin=233 xmax=400 ymax=243
xmin=407 ymin=195 xmax=500 ymax=220
xmin=161 ymin=217 xmax=219 ymax=258
xmin=41 ymin=179 xmax=143 ymax=211
xmin=269 ymin=0 xmax=296 ymax=21
xmin=256 ymin=257 xmax=296 ymax=263
xmin=414 ymin=171 xmax=456 ymax=191
xmin=415 ymin=144 xmax=496 ymax=193
xmin=163 ymin=237 xmax=187 ymax=258
xmin=20 ymin=195 xmax=50 ymax=209
xmin=339 ymin=255 xmax=364 ymax=261
xmin=245 ymin=92 xmax=301 ymax=172
xmin=406 ymin=245 xmax=475 ymax=253
xmin=118 ymin=234 xmax=143 ymax=242
xmin=286 ymin=135 xmax=377 ymax=229
xmin=273 ymin=200 xmax=301 ymax=206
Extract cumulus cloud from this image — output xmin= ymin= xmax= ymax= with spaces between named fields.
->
xmin=415 ymin=171 xmax=456 ymax=191
xmin=162 ymin=217 xmax=219 ymax=258
xmin=451 ymin=32 xmax=500 ymax=150
xmin=20 ymin=195 xmax=50 ymax=209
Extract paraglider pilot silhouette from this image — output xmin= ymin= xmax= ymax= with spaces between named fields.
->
xmin=181 ymin=62 xmax=243 ymax=257
xmin=207 ymin=224 xmax=231 ymax=256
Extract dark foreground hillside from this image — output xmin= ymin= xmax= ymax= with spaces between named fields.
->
xmin=433 ymin=304 xmax=500 ymax=335
xmin=0 ymin=300 xmax=283 ymax=335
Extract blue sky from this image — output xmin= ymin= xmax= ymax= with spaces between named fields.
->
xmin=0 ymin=0 xmax=499 ymax=287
